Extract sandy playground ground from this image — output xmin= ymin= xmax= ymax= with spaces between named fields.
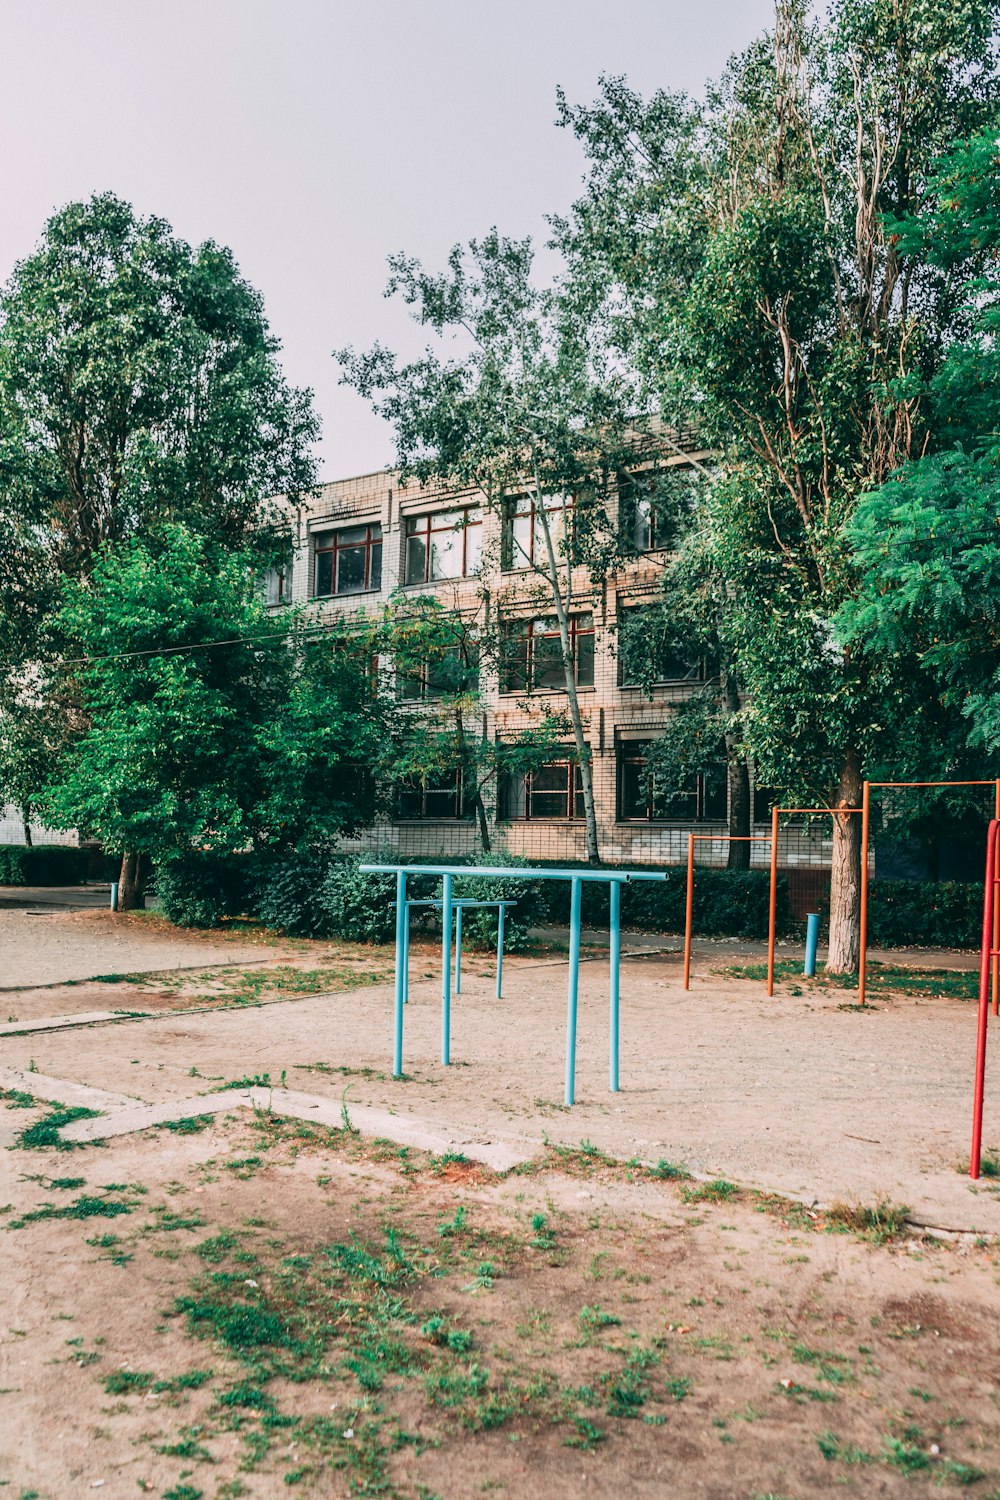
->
xmin=2 ymin=906 xmax=1000 ymax=1498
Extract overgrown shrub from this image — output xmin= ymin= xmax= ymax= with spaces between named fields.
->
xmin=545 ymin=864 xmax=785 ymax=940
xmin=0 ymin=844 xmax=90 ymax=886
xmin=255 ymin=848 xmax=337 ymax=938
xmin=453 ymin=849 xmax=551 ymax=953
xmin=320 ymin=853 xmax=441 ymax=943
xmin=155 ymin=852 xmax=256 ymax=929
xmin=868 ymin=879 xmax=981 ymax=950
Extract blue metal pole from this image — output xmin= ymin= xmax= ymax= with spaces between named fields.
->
xmin=441 ymin=873 xmax=453 ymax=1065
xmin=393 ymin=870 xmax=406 ymax=1077
xmin=496 ymin=903 xmax=505 ymax=999
xmin=565 ymin=877 xmax=582 ymax=1106
xmin=402 ymin=899 xmax=410 ymax=1004
xmin=455 ymin=904 xmax=463 ymax=995
xmin=609 ymin=879 xmax=621 ymax=1093
xmin=804 ymin=912 xmax=820 ymax=977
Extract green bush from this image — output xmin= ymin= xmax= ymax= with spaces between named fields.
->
xmin=453 ymin=850 xmax=551 ymax=953
xmin=0 ymin=844 xmax=89 ymax=886
xmin=255 ymin=848 xmax=336 ymax=938
xmin=868 ymin=878 xmax=981 ymax=949
xmin=320 ymin=853 xmax=441 ymax=943
xmin=154 ymin=852 xmax=256 ymax=929
xmin=544 ymin=864 xmax=785 ymax=940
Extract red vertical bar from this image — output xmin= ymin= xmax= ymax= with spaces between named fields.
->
xmin=970 ymin=819 xmax=998 ymax=1179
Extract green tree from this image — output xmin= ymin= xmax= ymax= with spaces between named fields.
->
xmin=338 ymin=230 xmax=660 ymax=864
xmin=0 ymin=192 xmax=319 ymax=903
xmin=558 ymin=0 xmax=1000 ymax=965
xmin=39 ymin=525 xmax=386 ymax=880
xmin=842 ymin=124 xmax=1000 ymax=757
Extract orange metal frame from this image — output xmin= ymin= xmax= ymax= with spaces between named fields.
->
xmin=970 ymin=819 xmax=999 ymax=1179
xmin=765 ymin=806 xmax=862 ymax=996
xmin=682 ymin=834 xmax=773 ymax=990
xmin=859 ymin=781 xmax=1000 ymax=1010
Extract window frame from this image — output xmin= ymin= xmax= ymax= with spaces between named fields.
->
xmin=403 ymin=507 xmax=483 ymax=586
xmin=616 ymin=606 xmax=705 ymax=689
xmin=503 ymin=493 xmax=574 ymax=571
xmin=501 ymin=613 xmax=595 ymax=694
xmin=616 ymin=739 xmax=726 ymax=824
xmin=313 ymin=522 xmax=383 ymax=598
xmin=395 ymin=765 xmax=466 ymax=821
xmin=502 ymin=751 xmax=585 ymax=822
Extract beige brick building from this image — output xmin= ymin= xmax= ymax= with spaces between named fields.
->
xmin=271 ymin=456 xmax=832 ymax=876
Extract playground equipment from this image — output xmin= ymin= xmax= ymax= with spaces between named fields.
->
xmin=859 ymin=780 xmax=1000 ymax=1010
xmin=401 ymin=898 xmax=516 ymax=1001
xmin=970 ymin=819 xmax=1000 ymax=1179
xmin=766 ymin=807 xmax=861 ymax=996
xmin=359 ymin=863 xmax=668 ymax=1104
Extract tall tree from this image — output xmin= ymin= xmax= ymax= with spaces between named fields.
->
xmin=40 ymin=525 xmax=387 ymax=873
xmin=338 ymin=231 xmax=654 ymax=864
xmin=0 ymin=192 xmax=319 ymax=904
xmin=558 ymin=0 xmax=1000 ymax=965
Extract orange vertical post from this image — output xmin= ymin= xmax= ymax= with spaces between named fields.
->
xmin=993 ymin=781 xmax=1000 ymax=1016
xmin=858 ymin=781 xmax=871 ymax=1008
xmin=767 ymin=805 xmax=779 ymax=997
xmin=683 ymin=834 xmax=695 ymax=991
xmin=971 ymin=820 xmax=998 ymax=1179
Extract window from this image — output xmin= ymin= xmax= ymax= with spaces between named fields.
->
xmin=501 ymin=614 xmax=595 ymax=693
xmin=617 ymin=740 xmax=727 ymax=822
xmin=404 ymin=508 xmax=482 ymax=584
xmin=399 ymin=641 xmax=480 ymax=701
xmin=264 ymin=563 xmax=291 ymax=607
xmin=503 ymin=493 xmax=573 ymax=569
xmin=502 ymin=752 xmax=584 ymax=821
xmin=617 ymin=606 xmax=703 ymax=687
xmin=314 ymin=523 xmax=382 ymax=596
xmin=396 ymin=767 xmax=465 ymax=820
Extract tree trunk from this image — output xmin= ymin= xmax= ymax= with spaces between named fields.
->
xmin=21 ymin=806 xmax=32 ymax=846
xmin=721 ymin=666 xmax=750 ymax=870
xmin=827 ymin=749 xmax=862 ymax=973
xmin=453 ymin=705 xmax=491 ymax=852
xmin=533 ymin=473 xmax=601 ymax=864
xmin=117 ymin=849 xmax=145 ymax=911
xmin=726 ymin=752 xmax=751 ymax=870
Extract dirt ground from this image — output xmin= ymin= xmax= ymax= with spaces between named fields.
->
xmin=3 ymin=910 xmax=1000 ymax=1498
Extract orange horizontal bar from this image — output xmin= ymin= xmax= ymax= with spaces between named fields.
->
xmin=687 ymin=834 xmax=771 ymax=842
xmin=777 ymin=807 xmax=862 ymax=815
xmin=867 ymin=780 xmax=998 ymax=789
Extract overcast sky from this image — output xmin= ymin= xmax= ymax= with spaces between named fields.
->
xmin=1 ymin=0 xmax=777 ymax=480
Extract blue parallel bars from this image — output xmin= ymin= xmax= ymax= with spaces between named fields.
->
xmin=361 ymin=863 xmax=668 ymax=1101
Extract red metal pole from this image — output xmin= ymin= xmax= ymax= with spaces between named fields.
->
xmin=683 ymin=834 xmax=694 ymax=991
xmin=993 ymin=782 xmax=1000 ymax=1016
xmin=970 ymin=820 xmax=998 ymax=1179
xmin=767 ymin=806 xmax=779 ymax=997
xmin=859 ymin=781 xmax=871 ymax=1007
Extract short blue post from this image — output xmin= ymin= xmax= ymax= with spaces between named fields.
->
xmin=804 ymin=912 xmax=820 ymax=977
xmin=565 ymin=877 xmax=582 ymax=1106
xmin=455 ymin=904 xmax=463 ymax=995
xmin=496 ymin=903 xmax=506 ymax=999
xmin=110 ymin=882 xmax=119 ymax=913
xmin=441 ymin=873 xmax=453 ymax=1065
xmin=393 ymin=870 xmax=407 ymax=1077
xmin=609 ymin=879 xmax=621 ymax=1093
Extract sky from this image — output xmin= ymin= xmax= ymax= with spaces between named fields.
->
xmin=0 ymin=0 xmax=777 ymax=481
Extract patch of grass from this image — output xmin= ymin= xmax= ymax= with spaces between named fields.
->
xmin=603 ymin=1347 xmax=659 ymax=1418
xmin=721 ymin=958 xmax=976 ymax=1001
xmin=578 ymin=1305 xmax=621 ymax=1336
xmin=103 ymin=1368 xmax=154 ymax=1394
xmin=160 ymin=1115 xmax=214 ymax=1135
xmin=8 ymin=1191 xmax=134 ymax=1229
xmin=826 ymin=1198 xmax=910 ymax=1244
xmin=682 ymin=1178 xmax=740 ymax=1205
xmin=86 ymin=1230 xmax=133 ymax=1266
xmin=0 ymin=1088 xmax=36 ymax=1109
xmin=648 ymin=1159 xmax=691 ymax=1181
xmin=883 ymin=1437 xmax=931 ymax=1474
xmin=15 ymin=1104 xmax=101 ymax=1150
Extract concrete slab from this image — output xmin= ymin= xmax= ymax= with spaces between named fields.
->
xmin=0 ymin=1010 xmax=150 ymax=1036
xmin=0 ymin=1065 xmax=135 ymax=1110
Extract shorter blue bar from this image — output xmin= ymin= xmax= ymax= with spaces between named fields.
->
xmin=393 ymin=870 xmax=406 ymax=1076
xmin=441 ymin=873 xmax=452 ymax=1065
xmin=609 ymin=879 xmax=620 ymax=1092
xmin=565 ymin=877 xmax=582 ymax=1107
xmin=804 ymin=912 xmax=820 ymax=977
xmin=496 ymin=903 xmax=505 ymax=999
xmin=455 ymin=904 xmax=463 ymax=995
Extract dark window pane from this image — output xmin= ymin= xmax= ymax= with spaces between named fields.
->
xmin=533 ymin=632 xmax=563 ymax=689
xmin=576 ymin=632 xmax=595 ymax=687
xmin=530 ymin=791 xmax=569 ymax=818
xmin=315 ymin=550 xmax=333 ymax=596
xmin=397 ymin=780 xmax=422 ymax=818
xmin=465 ymin=520 xmax=482 ymax=573
xmin=425 ymin=787 xmax=458 ymax=818
xmin=338 ymin=524 xmax=369 ymax=545
xmin=405 ymin=534 xmax=427 ymax=584
xmin=336 ymin=545 xmax=367 ymax=594
xmin=369 ymin=541 xmax=382 ymax=590
xmin=702 ymin=768 xmax=727 ymax=821
xmin=620 ymin=759 xmax=648 ymax=819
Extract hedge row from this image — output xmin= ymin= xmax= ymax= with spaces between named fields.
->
xmin=0 ymin=844 xmax=90 ymax=886
xmin=151 ymin=848 xmax=985 ymax=951
xmin=868 ymin=879 xmax=981 ymax=950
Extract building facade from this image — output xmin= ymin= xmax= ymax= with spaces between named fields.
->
xmin=271 ymin=455 xmax=836 ymax=880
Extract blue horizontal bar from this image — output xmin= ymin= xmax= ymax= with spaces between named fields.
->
xmin=406 ymin=898 xmax=518 ymax=909
xmin=360 ymin=864 xmax=668 ymax=883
